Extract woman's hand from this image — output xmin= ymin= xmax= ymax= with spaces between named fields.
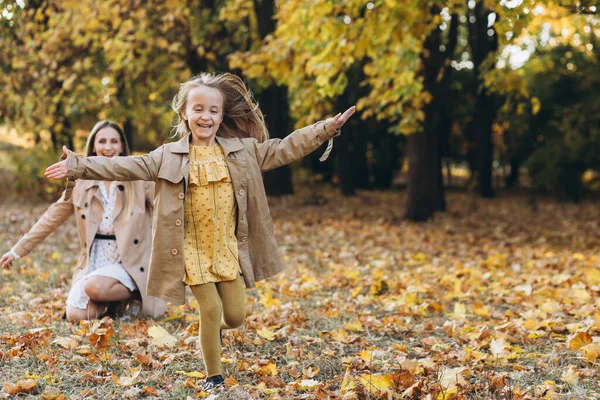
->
xmin=1 ymin=252 xmax=16 ymax=269
xmin=45 ymin=146 xmax=71 ymax=180
xmin=331 ymin=106 xmax=356 ymax=130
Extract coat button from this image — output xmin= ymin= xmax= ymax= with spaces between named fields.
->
xmin=134 ymin=239 xmax=139 ymax=245
xmin=241 ymin=236 xmax=247 ymax=242
xmin=239 ymin=189 xmax=245 ymax=196
xmin=84 ymin=202 xmax=88 ymax=208
xmin=140 ymin=267 xmax=145 ymax=272
xmin=175 ymin=219 xmax=182 ymax=226
xmin=81 ymin=215 xmax=86 ymax=219
xmin=172 ymin=249 xmax=178 ymax=255
xmin=178 ymin=193 xmax=185 ymax=200
xmin=118 ymin=185 xmax=124 ymax=191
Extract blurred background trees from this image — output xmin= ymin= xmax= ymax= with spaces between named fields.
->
xmin=1 ymin=0 xmax=599 ymax=218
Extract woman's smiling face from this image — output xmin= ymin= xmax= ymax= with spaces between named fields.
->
xmin=183 ymin=85 xmax=224 ymax=146
xmin=92 ymin=127 xmax=123 ymax=158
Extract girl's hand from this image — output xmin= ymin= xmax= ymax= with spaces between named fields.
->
xmin=1 ymin=252 xmax=15 ymax=269
xmin=331 ymin=106 xmax=356 ymax=130
xmin=44 ymin=146 xmax=71 ymax=180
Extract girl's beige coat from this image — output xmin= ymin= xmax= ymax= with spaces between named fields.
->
xmin=65 ymin=120 xmax=339 ymax=305
xmin=13 ymin=181 xmax=166 ymax=317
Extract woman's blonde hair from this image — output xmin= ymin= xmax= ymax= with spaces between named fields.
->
xmin=84 ymin=120 xmax=135 ymax=219
xmin=171 ymin=72 xmax=269 ymax=142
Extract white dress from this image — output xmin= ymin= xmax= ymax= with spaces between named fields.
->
xmin=66 ymin=182 xmax=138 ymax=310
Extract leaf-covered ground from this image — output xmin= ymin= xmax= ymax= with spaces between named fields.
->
xmin=1 ymin=189 xmax=599 ymax=399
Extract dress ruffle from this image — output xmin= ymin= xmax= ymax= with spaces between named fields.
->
xmin=188 ymin=145 xmax=231 ymax=186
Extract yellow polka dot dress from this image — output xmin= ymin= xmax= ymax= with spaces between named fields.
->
xmin=183 ymin=144 xmax=240 ymax=285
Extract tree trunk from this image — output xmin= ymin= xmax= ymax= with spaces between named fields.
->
xmin=337 ymin=124 xmax=355 ymax=196
xmin=261 ymin=84 xmax=294 ymax=195
xmin=253 ymin=0 xmax=294 ymax=196
xmin=405 ymin=10 xmax=457 ymax=220
xmin=469 ymin=1 xmax=499 ymax=198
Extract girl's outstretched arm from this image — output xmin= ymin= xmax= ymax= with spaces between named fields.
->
xmin=45 ymin=146 xmax=164 ymax=182
xmin=253 ymin=106 xmax=356 ymax=171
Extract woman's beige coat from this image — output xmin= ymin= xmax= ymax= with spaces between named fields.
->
xmin=13 ymin=180 xmax=166 ymax=317
xmin=64 ymin=120 xmax=339 ymax=305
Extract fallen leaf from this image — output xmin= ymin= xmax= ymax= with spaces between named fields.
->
xmin=148 ymin=325 xmax=177 ymax=347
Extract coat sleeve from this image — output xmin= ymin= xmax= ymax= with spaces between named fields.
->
xmin=66 ymin=146 xmax=164 ymax=182
xmin=12 ymin=189 xmax=75 ymax=258
xmin=252 ymin=119 xmax=340 ymax=172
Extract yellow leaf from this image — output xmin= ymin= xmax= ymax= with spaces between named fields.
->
xmin=359 ymin=374 xmax=393 ymax=395
xmin=258 ymin=362 xmax=277 ymax=376
xmin=147 ymin=325 xmax=177 ymax=347
xmin=531 ymin=97 xmax=541 ymax=115
xmin=302 ymin=366 xmax=319 ymax=378
xmin=52 ymin=336 xmax=79 ymax=349
xmin=438 ymin=367 xmax=468 ymax=390
xmin=561 ymin=365 xmax=579 ymax=385
xmin=112 ymin=368 xmax=141 ymax=386
xmin=341 ymin=368 xmax=356 ymax=393
xmin=260 ymin=289 xmax=281 ymax=309
xmin=452 ymin=303 xmax=467 ymax=319
xmin=344 ymin=319 xmax=364 ymax=332
xmin=256 ymin=327 xmax=275 ymax=341
xmin=568 ymin=331 xmax=592 ymax=350
xmin=175 ymin=370 xmax=206 ymax=378
xmin=330 ymin=328 xmax=358 ymax=344
xmin=581 ymin=343 xmax=600 ymax=362
xmin=296 ymin=379 xmax=320 ymax=390
xmin=490 ymin=338 xmax=510 ymax=358
xmin=50 ymin=252 xmax=62 ymax=260
xmin=350 ymin=285 xmax=363 ymax=298
xmin=360 ymin=350 xmax=374 ymax=363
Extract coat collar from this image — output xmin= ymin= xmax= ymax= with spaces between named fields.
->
xmin=170 ymin=134 xmax=244 ymax=157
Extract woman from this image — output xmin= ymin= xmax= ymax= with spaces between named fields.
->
xmin=1 ymin=121 xmax=165 ymax=322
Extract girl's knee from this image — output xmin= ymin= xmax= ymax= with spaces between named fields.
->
xmin=199 ymin=302 xmax=223 ymax=324
xmin=223 ymin=309 xmax=245 ymax=329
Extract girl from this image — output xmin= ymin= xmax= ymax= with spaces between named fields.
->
xmin=2 ymin=121 xmax=166 ymax=322
xmin=45 ymin=73 xmax=355 ymax=392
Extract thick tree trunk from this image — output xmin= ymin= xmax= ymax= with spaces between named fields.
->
xmin=474 ymin=91 xmax=495 ymax=197
xmin=337 ymin=125 xmax=355 ymax=196
xmin=261 ymin=84 xmax=294 ymax=195
xmin=469 ymin=1 xmax=499 ymax=198
xmin=253 ymin=0 xmax=294 ymax=196
xmin=405 ymin=10 xmax=457 ymax=220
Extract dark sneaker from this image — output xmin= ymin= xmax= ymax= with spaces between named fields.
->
xmin=203 ymin=375 xmax=225 ymax=393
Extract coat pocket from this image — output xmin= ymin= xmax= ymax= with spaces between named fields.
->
xmin=157 ymin=157 xmax=184 ymax=183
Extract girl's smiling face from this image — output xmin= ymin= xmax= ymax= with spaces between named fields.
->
xmin=183 ymin=85 xmax=224 ymax=146
xmin=93 ymin=127 xmax=123 ymax=158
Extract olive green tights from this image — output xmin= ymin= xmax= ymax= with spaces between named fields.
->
xmin=190 ymin=274 xmax=246 ymax=377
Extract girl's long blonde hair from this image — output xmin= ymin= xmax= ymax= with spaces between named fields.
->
xmin=84 ymin=121 xmax=135 ymax=219
xmin=171 ymin=73 xmax=269 ymax=142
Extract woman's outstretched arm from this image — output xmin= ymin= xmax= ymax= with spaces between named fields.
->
xmin=1 ymin=189 xmax=75 ymax=269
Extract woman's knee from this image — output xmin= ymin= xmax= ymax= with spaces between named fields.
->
xmin=83 ymin=278 xmax=104 ymax=301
